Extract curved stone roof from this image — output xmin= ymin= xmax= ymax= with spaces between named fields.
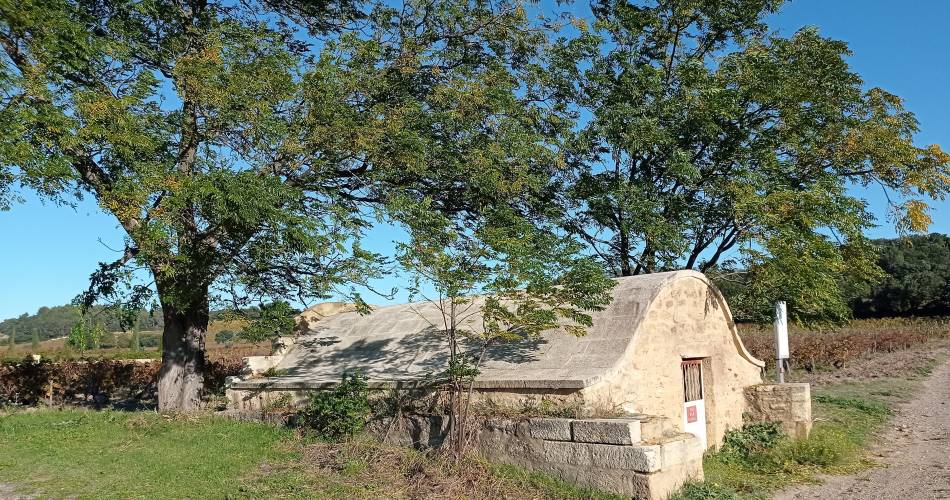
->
xmin=231 ymin=270 xmax=758 ymax=390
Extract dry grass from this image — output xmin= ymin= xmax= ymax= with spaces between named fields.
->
xmin=241 ymin=437 xmax=622 ymax=500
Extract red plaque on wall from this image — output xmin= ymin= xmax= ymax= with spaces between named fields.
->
xmin=686 ymin=405 xmax=698 ymax=423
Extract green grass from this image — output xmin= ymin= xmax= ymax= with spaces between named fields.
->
xmin=0 ymin=409 xmax=297 ymax=499
xmin=0 ymin=409 xmax=620 ymax=499
xmin=490 ymin=463 xmax=625 ymax=500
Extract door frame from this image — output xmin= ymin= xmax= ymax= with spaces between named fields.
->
xmin=681 ymin=358 xmax=708 ymax=448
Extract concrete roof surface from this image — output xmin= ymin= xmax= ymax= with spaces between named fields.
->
xmin=232 ymin=270 xmax=721 ymax=390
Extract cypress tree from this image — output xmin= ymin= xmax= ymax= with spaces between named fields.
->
xmin=132 ymin=322 xmax=141 ymax=352
xmin=31 ymin=328 xmax=39 ymax=350
xmin=5 ymin=326 xmax=14 ymax=351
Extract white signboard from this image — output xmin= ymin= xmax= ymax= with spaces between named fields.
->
xmin=774 ymin=301 xmax=789 ymax=360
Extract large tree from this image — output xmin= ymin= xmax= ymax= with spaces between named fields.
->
xmin=556 ymin=0 xmax=950 ymax=323
xmin=0 ymin=0 xmax=563 ymax=409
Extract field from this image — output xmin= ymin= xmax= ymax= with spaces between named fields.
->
xmin=0 ymin=409 xmax=619 ymax=500
xmin=737 ymin=317 xmax=950 ymax=378
xmin=1 ymin=319 xmax=269 ymax=364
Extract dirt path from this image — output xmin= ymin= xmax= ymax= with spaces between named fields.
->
xmin=0 ymin=484 xmax=33 ymax=500
xmin=775 ymin=358 xmax=950 ymax=500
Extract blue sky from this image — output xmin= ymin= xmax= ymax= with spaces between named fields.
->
xmin=1 ymin=0 xmax=948 ymax=319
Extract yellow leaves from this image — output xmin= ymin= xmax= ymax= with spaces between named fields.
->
xmin=926 ymin=143 xmax=950 ymax=164
xmin=173 ymin=37 xmax=226 ymax=104
xmin=570 ymin=16 xmax=589 ymax=32
xmin=100 ymin=193 xmax=141 ymax=227
xmin=901 ymin=199 xmax=932 ymax=234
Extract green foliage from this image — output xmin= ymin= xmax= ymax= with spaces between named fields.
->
xmin=393 ymin=195 xmax=614 ymax=456
xmin=853 ymin=233 xmax=950 ymax=317
xmin=555 ymin=0 xmax=949 ymax=324
xmin=138 ymin=333 xmax=161 ymax=349
xmin=67 ymin=322 xmax=104 ymax=352
xmin=299 ymin=373 xmax=371 ymax=440
xmin=719 ymin=422 xmax=785 ymax=466
xmin=239 ymin=302 xmax=297 ymax=343
xmin=776 ymin=429 xmax=848 ymax=468
xmin=214 ymin=329 xmax=238 ymax=345
xmin=0 ymin=0 xmax=574 ymax=408
xmin=669 ymin=480 xmax=744 ymax=500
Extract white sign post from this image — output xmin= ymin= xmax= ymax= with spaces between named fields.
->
xmin=774 ymin=301 xmax=789 ymax=383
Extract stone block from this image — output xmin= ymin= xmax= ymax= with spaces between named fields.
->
xmin=571 ymin=418 xmax=642 ymax=445
xmin=634 ymin=414 xmax=674 ymax=441
xmin=529 ymin=418 xmax=574 ymax=441
xmin=538 ymin=440 xmax=661 ymax=473
xmin=745 ymin=383 xmax=812 ymax=439
xmin=241 ymin=355 xmax=283 ymax=376
xmin=657 ymin=433 xmax=704 ymax=468
xmin=540 ymin=440 xmax=591 ymax=465
xmin=587 ymin=443 xmax=662 ymax=472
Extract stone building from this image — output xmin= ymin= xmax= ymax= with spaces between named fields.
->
xmin=226 ymin=270 xmax=811 ymax=498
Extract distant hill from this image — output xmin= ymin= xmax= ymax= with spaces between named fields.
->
xmin=0 ymin=304 xmax=267 ymax=345
xmin=0 ymin=305 xmax=162 ymax=344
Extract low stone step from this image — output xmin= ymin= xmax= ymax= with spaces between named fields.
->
xmin=632 ymin=414 xmax=675 ymax=441
xmin=528 ymin=417 xmax=574 ymax=441
xmin=571 ymin=418 xmax=642 ymax=445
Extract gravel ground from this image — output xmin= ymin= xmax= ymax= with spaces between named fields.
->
xmin=775 ymin=357 xmax=950 ymax=500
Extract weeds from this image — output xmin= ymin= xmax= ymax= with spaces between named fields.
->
xmin=298 ymin=373 xmax=371 ymax=440
xmin=813 ymin=394 xmax=891 ymax=418
xmin=718 ymin=422 xmax=784 ymax=465
xmin=669 ymin=480 xmax=744 ymax=500
xmin=262 ymin=367 xmax=290 ymax=377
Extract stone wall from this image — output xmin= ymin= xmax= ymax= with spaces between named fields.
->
xmin=744 ymin=383 xmax=812 ymax=439
xmin=577 ymin=276 xmax=765 ymax=448
xmin=378 ymin=415 xmax=704 ymax=500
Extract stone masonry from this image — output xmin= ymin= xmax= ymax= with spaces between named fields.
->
xmin=744 ymin=383 xmax=812 ymax=439
xmin=378 ymin=414 xmax=704 ymax=500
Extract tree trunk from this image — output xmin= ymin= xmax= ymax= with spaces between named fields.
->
xmin=157 ymin=289 xmax=209 ymax=411
xmin=619 ymin=228 xmax=632 ymax=277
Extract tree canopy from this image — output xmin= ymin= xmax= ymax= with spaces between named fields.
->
xmin=852 ymin=233 xmax=950 ymax=318
xmin=552 ymin=0 xmax=950 ymax=323
xmin=0 ymin=0 xmax=595 ymax=408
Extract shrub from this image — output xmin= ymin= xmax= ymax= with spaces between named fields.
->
xmin=215 ymin=330 xmax=238 ymax=345
xmin=0 ymin=358 xmax=159 ymax=407
xmin=719 ymin=421 xmax=785 ymax=466
xmin=139 ymin=334 xmax=161 ymax=348
xmin=299 ymin=372 xmax=371 ymax=440
xmin=0 ymin=357 xmax=243 ymax=407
